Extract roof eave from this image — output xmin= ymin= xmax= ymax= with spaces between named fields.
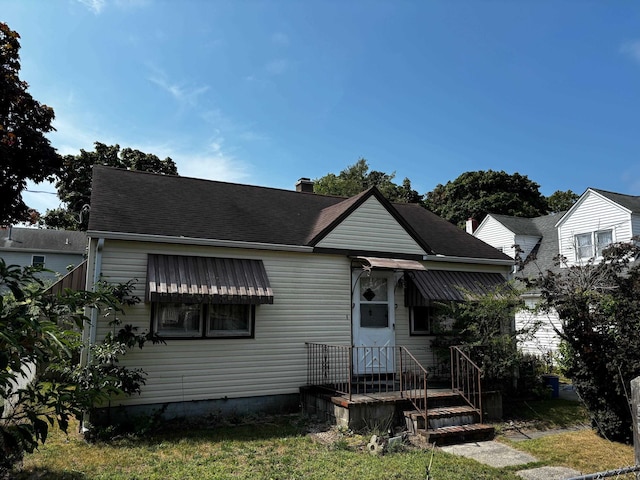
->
xmin=86 ymin=230 xmax=315 ymax=253
xmin=423 ymin=254 xmax=515 ymax=267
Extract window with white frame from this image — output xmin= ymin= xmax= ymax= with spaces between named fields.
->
xmin=575 ymin=229 xmax=613 ymax=260
xmin=153 ymin=303 xmax=255 ymax=338
xmin=595 ymin=230 xmax=613 ymax=256
xmin=31 ymin=255 xmax=45 ymax=268
xmin=410 ymin=304 xmax=455 ymax=335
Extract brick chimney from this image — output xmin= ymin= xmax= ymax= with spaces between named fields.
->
xmin=295 ymin=178 xmax=314 ymax=193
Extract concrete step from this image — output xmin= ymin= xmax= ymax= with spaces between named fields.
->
xmin=419 ymin=423 xmax=495 ymax=446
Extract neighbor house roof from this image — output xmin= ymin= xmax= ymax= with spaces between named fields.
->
xmin=0 ymin=227 xmax=87 ymax=254
xmin=591 ymin=188 xmax=640 ymax=214
xmin=88 ymin=166 xmax=511 ymax=262
xmin=488 ymin=214 xmax=545 ymax=237
xmin=518 ymin=212 xmax=566 ymax=278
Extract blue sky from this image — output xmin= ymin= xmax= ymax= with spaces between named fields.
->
xmin=5 ymin=0 xmax=640 ymax=214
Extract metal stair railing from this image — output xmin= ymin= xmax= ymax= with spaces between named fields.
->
xmin=305 ymin=343 xmax=429 ymax=424
xmin=450 ymin=345 xmax=483 ymax=423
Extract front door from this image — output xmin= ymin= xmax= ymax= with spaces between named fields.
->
xmin=352 ymin=271 xmax=396 ymax=374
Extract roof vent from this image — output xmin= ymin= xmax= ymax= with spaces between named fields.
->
xmin=295 ymin=178 xmax=314 ymax=193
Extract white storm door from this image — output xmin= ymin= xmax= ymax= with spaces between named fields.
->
xmin=352 ymin=271 xmax=396 ymax=374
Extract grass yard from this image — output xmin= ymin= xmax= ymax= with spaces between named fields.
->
xmin=504 ymin=429 xmax=635 ymax=475
xmin=14 ymin=415 xmax=519 ymax=480
xmin=11 ymin=399 xmax=635 ymax=480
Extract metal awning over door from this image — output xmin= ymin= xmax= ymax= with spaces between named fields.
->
xmin=405 ymin=270 xmax=508 ymax=306
xmin=351 ymin=256 xmax=426 ymax=271
xmin=146 ymin=254 xmax=273 ymax=304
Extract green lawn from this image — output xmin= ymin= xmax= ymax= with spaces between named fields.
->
xmin=12 ymin=399 xmax=633 ymax=480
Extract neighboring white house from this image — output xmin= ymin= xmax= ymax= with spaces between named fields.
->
xmin=83 ymin=166 xmax=513 ymax=420
xmin=473 ymin=188 xmax=640 ymax=358
xmin=0 ymin=227 xmax=87 ymax=284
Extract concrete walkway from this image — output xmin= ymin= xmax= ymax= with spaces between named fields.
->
xmin=440 ymin=440 xmax=583 ymax=479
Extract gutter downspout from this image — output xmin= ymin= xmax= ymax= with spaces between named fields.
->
xmin=80 ymin=237 xmax=104 ymax=434
xmin=88 ymin=237 xmax=104 ymax=351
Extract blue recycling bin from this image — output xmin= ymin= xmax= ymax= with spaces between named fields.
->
xmin=542 ymin=374 xmax=560 ymax=398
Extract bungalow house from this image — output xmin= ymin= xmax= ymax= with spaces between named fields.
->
xmin=473 ymin=188 xmax=640 ymax=359
xmin=0 ymin=227 xmax=87 ymax=284
xmin=84 ymin=166 xmax=513 ymax=439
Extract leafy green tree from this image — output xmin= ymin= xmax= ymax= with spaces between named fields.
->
xmin=527 ymin=240 xmax=640 ymax=443
xmin=424 ymin=170 xmax=549 ymax=227
xmin=42 ymin=142 xmax=178 ymax=230
xmin=0 ymin=22 xmax=60 ymax=226
xmin=0 ymin=259 xmax=161 ymax=474
xmin=430 ymin=283 xmax=526 ymax=392
xmin=546 ymin=189 xmax=579 ymax=213
xmin=313 ymin=158 xmax=422 ymax=203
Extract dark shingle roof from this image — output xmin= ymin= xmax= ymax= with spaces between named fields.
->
xmin=517 ymin=212 xmax=567 ymax=278
xmin=591 ymin=189 xmax=640 ymax=214
xmin=490 ymin=214 xmax=544 ymax=236
xmin=0 ymin=227 xmax=87 ymax=254
xmin=88 ymin=166 xmax=511 ymax=262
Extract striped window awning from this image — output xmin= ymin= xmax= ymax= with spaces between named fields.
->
xmin=405 ymin=270 xmax=508 ymax=306
xmin=146 ymin=254 xmax=274 ymax=304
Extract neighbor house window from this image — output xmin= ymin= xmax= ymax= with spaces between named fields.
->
xmin=575 ymin=233 xmax=593 ymax=260
xmin=31 ymin=255 xmax=45 ymax=268
xmin=575 ymin=229 xmax=613 ymax=260
xmin=153 ymin=303 xmax=254 ymax=339
xmin=595 ymin=230 xmax=613 ymax=256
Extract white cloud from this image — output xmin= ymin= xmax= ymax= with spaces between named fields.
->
xmin=77 ymin=0 xmax=149 ymax=14
xmin=148 ymin=74 xmax=210 ymax=107
xmin=620 ymin=40 xmax=640 ymax=64
xmin=266 ymin=59 xmax=289 ymax=76
xmin=77 ymin=0 xmax=106 ymax=14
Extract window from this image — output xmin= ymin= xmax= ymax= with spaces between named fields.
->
xmin=575 ymin=229 xmax=613 ymax=260
xmin=207 ymin=304 xmax=253 ymax=337
xmin=410 ymin=306 xmax=431 ymax=335
xmin=359 ymin=276 xmax=389 ymax=328
xmin=31 ymin=255 xmax=45 ymax=268
xmin=153 ymin=303 xmax=254 ymax=338
xmin=575 ymin=233 xmax=593 ymax=259
xmin=410 ymin=305 xmax=455 ymax=335
xmin=596 ymin=230 xmax=613 ymax=256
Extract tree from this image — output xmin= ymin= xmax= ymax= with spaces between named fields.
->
xmin=0 ymin=259 xmax=162 ymax=474
xmin=313 ymin=158 xmax=422 ymax=203
xmin=41 ymin=142 xmax=178 ymax=230
xmin=526 ymin=240 xmax=640 ymax=443
xmin=0 ymin=22 xmax=60 ymax=226
xmin=546 ymin=189 xmax=579 ymax=213
xmin=424 ymin=170 xmax=549 ymax=228
xmin=430 ymin=283 xmax=526 ymax=393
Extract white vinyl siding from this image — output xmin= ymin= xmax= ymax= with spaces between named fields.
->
xmin=316 ymin=197 xmax=426 ymax=255
xmin=93 ymin=240 xmax=352 ymax=407
xmin=515 ymin=297 xmax=563 ymax=358
xmin=473 ymin=216 xmax=517 ymax=258
xmin=557 ymin=191 xmax=631 ymax=265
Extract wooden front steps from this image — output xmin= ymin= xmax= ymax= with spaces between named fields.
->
xmin=404 ymin=390 xmax=495 ymax=445
xmin=300 ymin=386 xmax=495 ymax=445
